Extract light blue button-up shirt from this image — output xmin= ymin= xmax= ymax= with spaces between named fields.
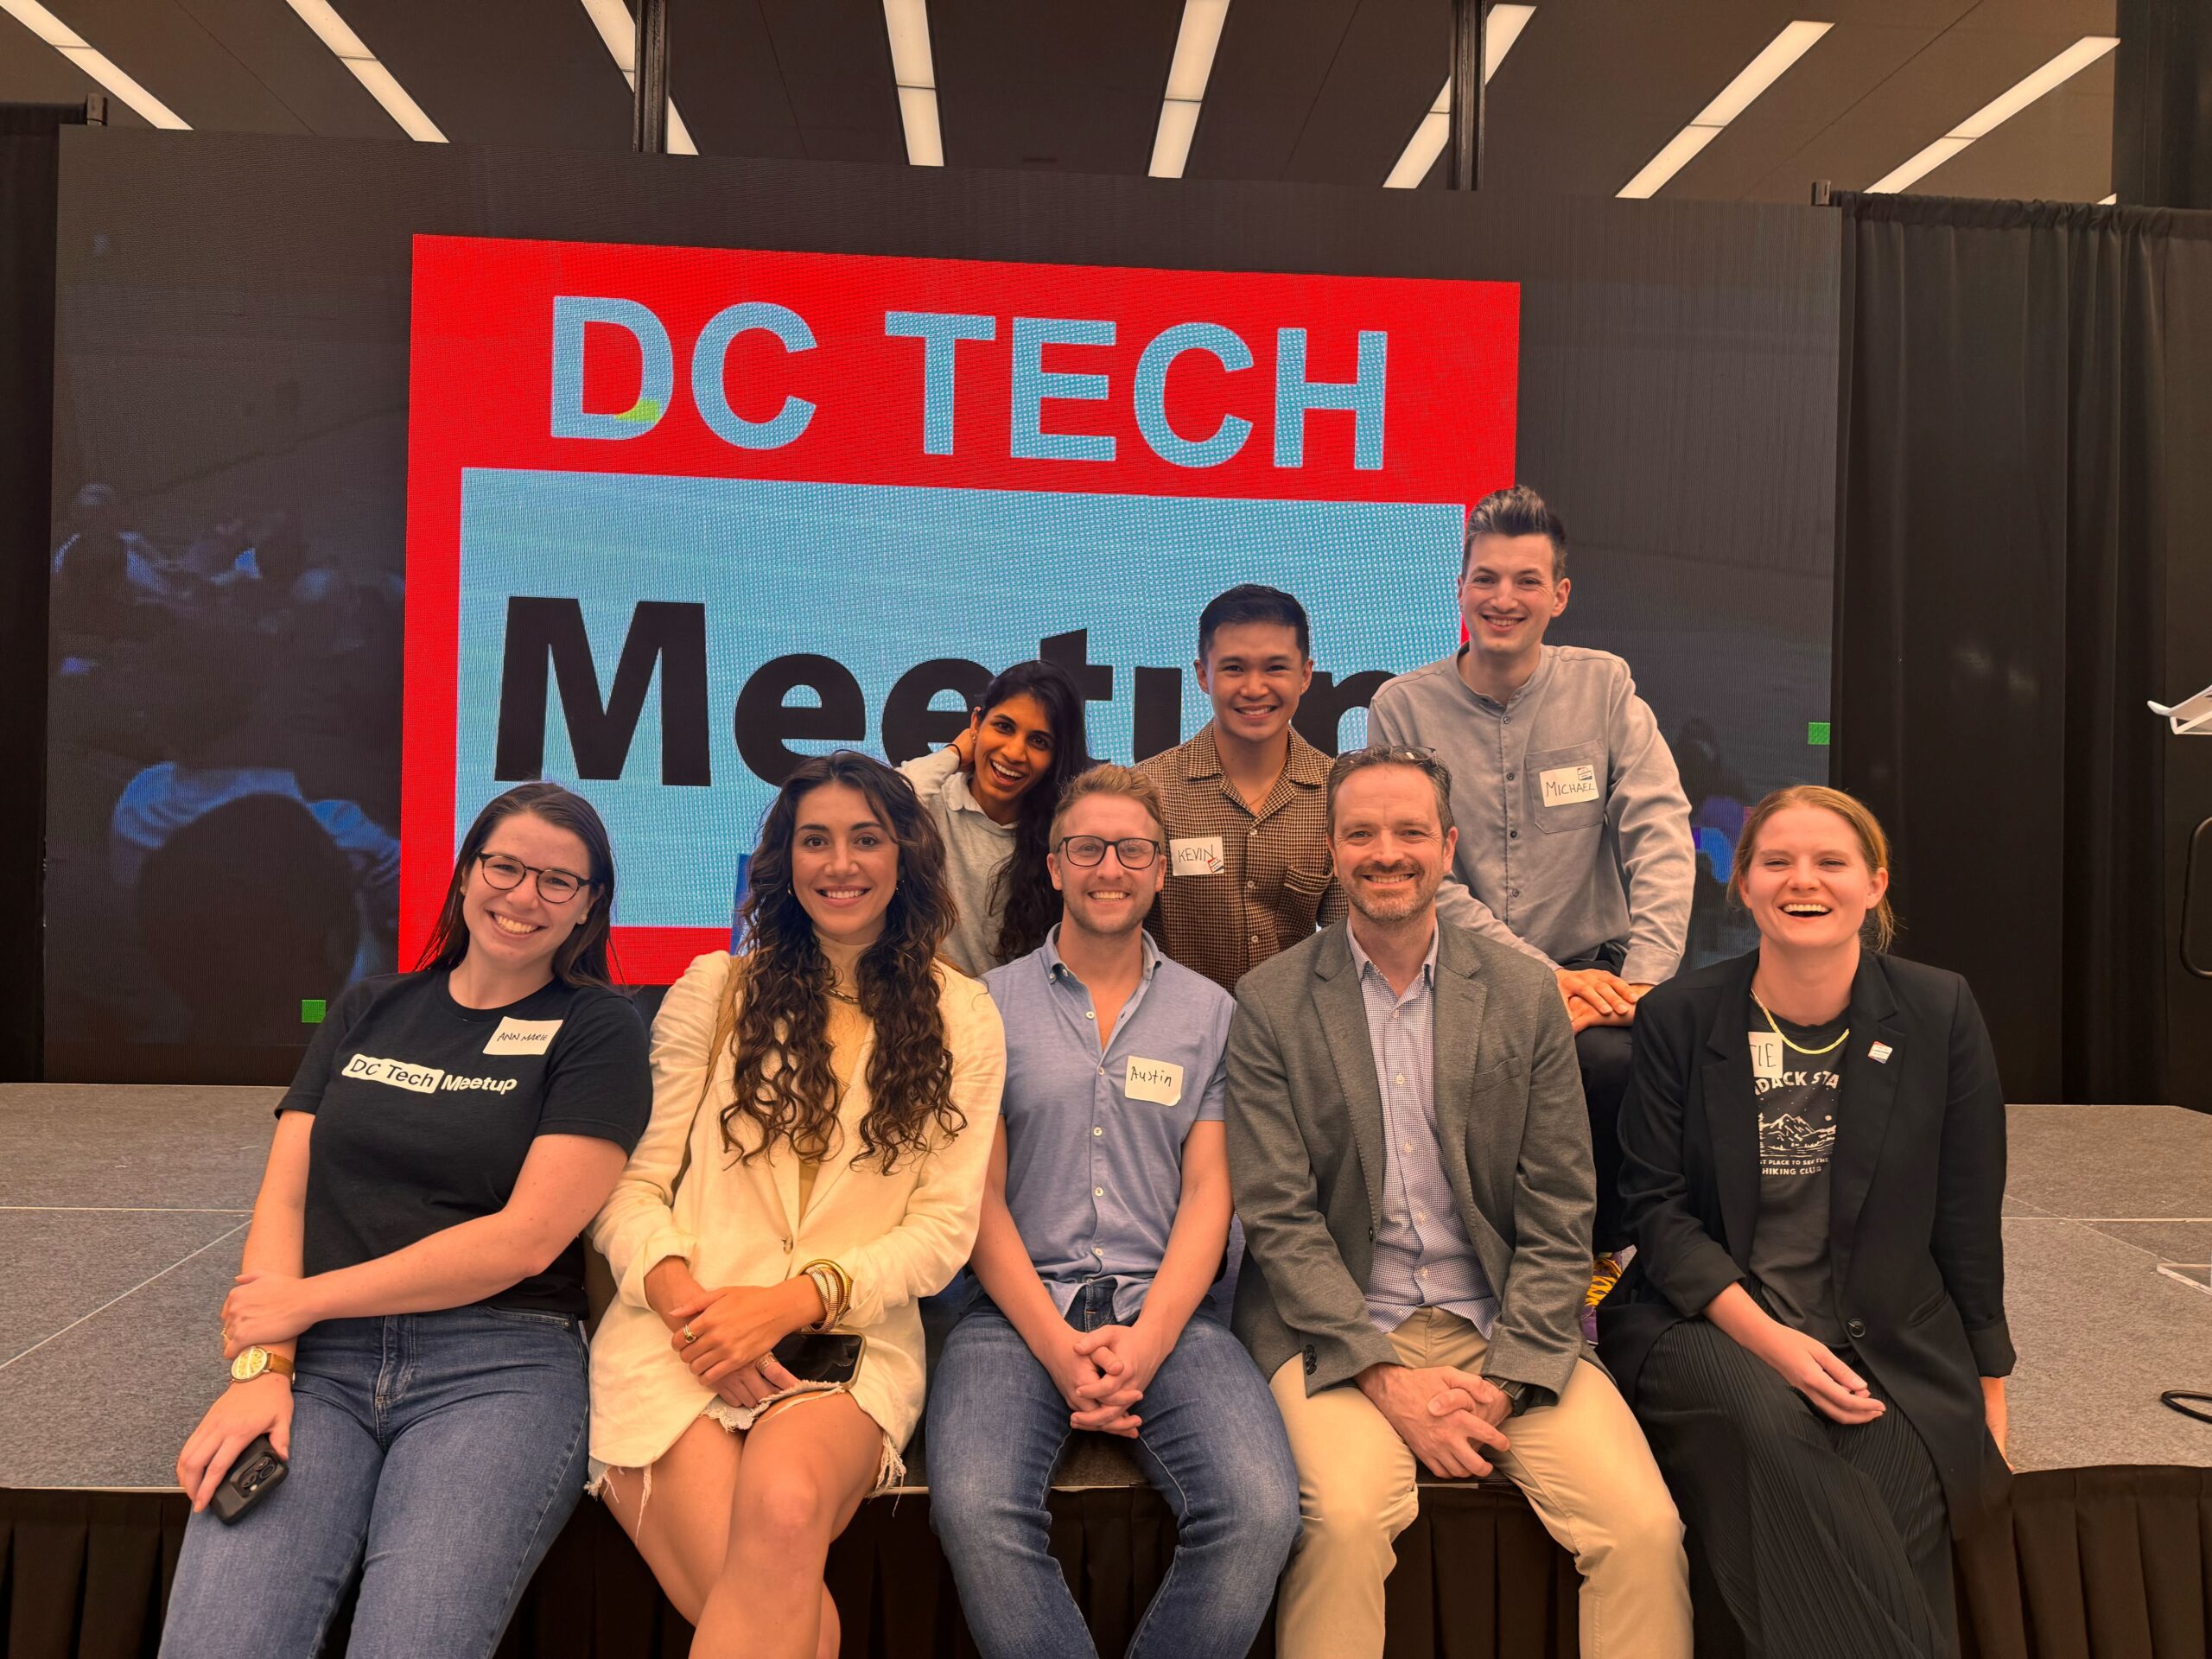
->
xmin=1350 ymin=926 xmax=1499 ymax=1337
xmin=982 ymin=927 xmax=1234 ymax=1323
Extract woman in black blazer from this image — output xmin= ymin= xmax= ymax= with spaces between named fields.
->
xmin=1598 ymin=785 xmax=2011 ymax=1659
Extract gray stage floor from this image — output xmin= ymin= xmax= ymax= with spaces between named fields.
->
xmin=2 ymin=1087 xmax=2208 ymax=1489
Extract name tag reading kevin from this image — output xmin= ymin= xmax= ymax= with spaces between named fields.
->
xmin=1169 ymin=836 xmax=1225 ymax=876
xmin=485 ymin=1017 xmax=563 ymax=1057
xmin=1125 ymin=1058 xmax=1185 ymax=1106
xmin=1539 ymin=764 xmax=1601 ymax=807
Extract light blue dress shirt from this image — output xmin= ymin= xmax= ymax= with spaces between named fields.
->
xmin=982 ymin=927 xmax=1234 ymax=1324
xmin=1350 ymin=926 xmax=1500 ymax=1337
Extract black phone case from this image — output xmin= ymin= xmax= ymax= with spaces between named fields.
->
xmin=770 ymin=1332 xmax=863 ymax=1385
xmin=210 ymin=1433 xmax=289 ymax=1523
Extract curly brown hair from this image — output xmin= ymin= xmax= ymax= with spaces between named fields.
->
xmin=719 ymin=752 xmax=965 ymax=1172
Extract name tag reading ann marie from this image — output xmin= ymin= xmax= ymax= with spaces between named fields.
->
xmin=1169 ymin=836 xmax=1225 ymax=876
xmin=1539 ymin=764 xmax=1600 ymax=807
xmin=1125 ymin=1058 xmax=1185 ymax=1105
xmin=484 ymin=1017 xmax=563 ymax=1057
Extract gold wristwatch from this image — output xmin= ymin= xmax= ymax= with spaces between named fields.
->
xmin=230 ymin=1346 xmax=295 ymax=1383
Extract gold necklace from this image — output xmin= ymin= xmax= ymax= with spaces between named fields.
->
xmin=1752 ymin=993 xmax=1849 ymax=1057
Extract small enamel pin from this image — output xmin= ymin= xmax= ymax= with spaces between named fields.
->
xmin=1868 ymin=1041 xmax=1893 ymax=1064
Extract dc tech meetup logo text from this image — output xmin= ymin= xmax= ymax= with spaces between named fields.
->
xmin=495 ymin=293 xmax=1396 ymax=790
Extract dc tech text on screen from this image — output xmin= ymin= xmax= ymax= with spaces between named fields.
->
xmin=402 ymin=236 xmax=1521 ymax=978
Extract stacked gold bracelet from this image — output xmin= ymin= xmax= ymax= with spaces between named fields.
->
xmin=799 ymin=1259 xmax=851 ymax=1331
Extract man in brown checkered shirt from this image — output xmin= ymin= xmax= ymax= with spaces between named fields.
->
xmin=1138 ymin=586 xmax=1346 ymax=993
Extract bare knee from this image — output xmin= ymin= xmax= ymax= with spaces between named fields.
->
xmin=730 ymin=1466 xmax=839 ymax=1558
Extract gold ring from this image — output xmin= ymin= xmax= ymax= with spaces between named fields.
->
xmin=682 ymin=1325 xmax=699 ymax=1345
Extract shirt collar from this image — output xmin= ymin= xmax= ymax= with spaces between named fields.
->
xmin=1451 ymin=642 xmax=1554 ymax=712
xmin=1346 ymin=921 xmax=1439 ymax=992
xmin=1043 ymin=923 xmax=1161 ymax=987
xmin=1183 ymin=722 xmax=1329 ymax=789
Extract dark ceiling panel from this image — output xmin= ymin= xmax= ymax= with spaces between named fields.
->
xmin=1683 ymin=21 xmax=1939 ymax=204
xmin=756 ymin=0 xmax=902 ymax=163
xmin=172 ymin=0 xmax=396 ymax=138
xmin=53 ymin=0 xmax=319 ymax=132
xmin=345 ymin=0 xmax=632 ymax=150
xmin=1184 ymin=0 xmax=1363 ymax=181
xmin=0 ymin=28 xmax=149 ymax=124
xmin=1481 ymin=2 xmax=1827 ymax=199
xmin=664 ymin=1 xmax=805 ymax=159
xmin=1281 ymin=0 xmax=1446 ymax=186
xmin=931 ymin=0 xmax=1182 ymax=172
xmin=1779 ymin=22 xmax=2093 ymax=193
xmin=1917 ymin=52 xmax=2113 ymax=199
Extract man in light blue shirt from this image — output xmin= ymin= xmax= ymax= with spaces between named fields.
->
xmin=927 ymin=766 xmax=1298 ymax=1659
xmin=1349 ymin=925 xmax=1500 ymax=1338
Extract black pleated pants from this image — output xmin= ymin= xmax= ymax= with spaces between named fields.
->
xmin=1633 ymin=1317 xmax=1957 ymax=1659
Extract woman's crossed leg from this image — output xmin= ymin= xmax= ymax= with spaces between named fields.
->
xmin=601 ymin=1395 xmax=881 ymax=1659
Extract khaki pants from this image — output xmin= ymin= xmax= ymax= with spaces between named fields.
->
xmin=1269 ymin=1309 xmax=1691 ymax=1659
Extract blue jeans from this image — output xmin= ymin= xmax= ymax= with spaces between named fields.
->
xmin=160 ymin=1307 xmax=590 ymax=1659
xmin=927 ymin=1281 xmax=1300 ymax=1659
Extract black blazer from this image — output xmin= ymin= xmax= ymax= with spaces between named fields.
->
xmin=1595 ymin=949 xmax=2014 ymax=1526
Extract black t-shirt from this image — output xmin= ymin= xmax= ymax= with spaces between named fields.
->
xmin=281 ymin=969 xmax=651 ymax=1316
xmin=1746 ymin=995 xmax=1847 ymax=1346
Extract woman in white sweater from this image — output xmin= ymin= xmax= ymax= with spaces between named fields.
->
xmin=898 ymin=659 xmax=1090 ymax=976
xmin=588 ymin=752 xmax=1005 ymax=1659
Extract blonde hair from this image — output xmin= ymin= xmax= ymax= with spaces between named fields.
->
xmin=1732 ymin=785 xmax=1897 ymax=951
xmin=1048 ymin=764 xmax=1165 ymax=843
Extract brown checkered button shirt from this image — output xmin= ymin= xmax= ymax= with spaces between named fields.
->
xmin=1137 ymin=725 xmax=1346 ymax=993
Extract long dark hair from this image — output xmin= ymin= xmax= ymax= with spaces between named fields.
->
xmin=722 ymin=752 xmax=964 ymax=1171
xmin=977 ymin=660 xmax=1090 ymax=964
xmin=416 ymin=781 xmax=619 ymax=987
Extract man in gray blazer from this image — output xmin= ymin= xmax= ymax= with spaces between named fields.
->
xmin=1227 ymin=746 xmax=1690 ymax=1659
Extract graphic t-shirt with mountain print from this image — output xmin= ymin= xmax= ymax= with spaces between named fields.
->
xmin=1747 ymin=996 xmax=1847 ymax=1346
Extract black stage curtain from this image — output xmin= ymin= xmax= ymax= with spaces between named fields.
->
xmin=6 ymin=1470 xmax=2208 ymax=1659
xmin=0 ymin=104 xmax=82 ymax=1082
xmin=1834 ymin=193 xmax=2212 ymax=1107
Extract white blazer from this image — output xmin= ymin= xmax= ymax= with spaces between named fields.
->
xmin=587 ymin=950 xmax=1005 ymax=1471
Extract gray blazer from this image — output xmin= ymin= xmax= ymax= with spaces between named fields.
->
xmin=1226 ymin=918 xmax=1596 ymax=1401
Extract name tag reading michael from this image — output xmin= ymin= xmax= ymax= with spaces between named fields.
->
xmin=1539 ymin=764 xmax=1600 ymax=807
xmin=1169 ymin=836 xmax=1225 ymax=876
xmin=1125 ymin=1058 xmax=1185 ymax=1105
xmin=484 ymin=1017 xmax=563 ymax=1057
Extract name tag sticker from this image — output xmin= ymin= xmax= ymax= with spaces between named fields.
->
xmin=1539 ymin=764 xmax=1601 ymax=807
xmin=1169 ymin=836 xmax=1225 ymax=876
xmin=1747 ymin=1033 xmax=1785 ymax=1083
xmin=1125 ymin=1057 xmax=1185 ymax=1105
xmin=485 ymin=1017 xmax=563 ymax=1057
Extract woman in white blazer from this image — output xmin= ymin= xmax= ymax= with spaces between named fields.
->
xmin=588 ymin=752 xmax=1005 ymax=1659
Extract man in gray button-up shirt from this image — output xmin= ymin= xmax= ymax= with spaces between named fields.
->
xmin=1367 ymin=484 xmax=1694 ymax=1271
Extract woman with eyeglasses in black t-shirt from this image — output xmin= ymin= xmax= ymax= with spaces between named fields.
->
xmin=159 ymin=781 xmax=651 ymax=1659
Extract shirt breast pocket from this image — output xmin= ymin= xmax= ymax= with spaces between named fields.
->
xmin=1526 ymin=743 xmax=1607 ymax=836
xmin=1279 ymin=857 xmax=1332 ymax=919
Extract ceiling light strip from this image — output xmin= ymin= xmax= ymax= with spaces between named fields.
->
xmin=1866 ymin=35 xmax=2119 ymax=194
xmin=1149 ymin=0 xmax=1230 ymax=179
xmin=884 ymin=0 xmax=943 ymax=165
xmin=1382 ymin=4 xmax=1535 ymax=190
xmin=577 ymin=0 xmax=697 ymax=156
xmin=1618 ymin=20 xmax=1830 ymax=199
xmin=0 ymin=0 xmax=189 ymax=128
xmin=284 ymin=0 xmax=444 ymax=141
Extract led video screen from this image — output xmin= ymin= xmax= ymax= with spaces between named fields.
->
xmin=406 ymin=235 xmax=1516 ymax=976
xmin=45 ymin=131 xmax=1838 ymax=1081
